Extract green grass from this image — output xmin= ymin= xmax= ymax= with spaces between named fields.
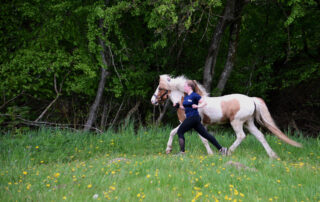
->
xmin=0 ymin=125 xmax=319 ymax=201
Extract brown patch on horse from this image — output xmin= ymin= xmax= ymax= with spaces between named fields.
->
xmin=157 ymin=89 xmax=170 ymax=103
xmin=202 ymin=113 xmax=211 ymax=124
xmin=220 ymin=99 xmax=240 ymax=122
xmin=177 ymin=108 xmax=186 ymax=122
xmin=177 ymin=96 xmax=186 ymax=122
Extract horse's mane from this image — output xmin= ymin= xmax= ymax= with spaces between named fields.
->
xmin=159 ymin=74 xmax=208 ymax=97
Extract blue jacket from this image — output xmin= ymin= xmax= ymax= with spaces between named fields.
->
xmin=183 ymin=92 xmax=201 ymax=118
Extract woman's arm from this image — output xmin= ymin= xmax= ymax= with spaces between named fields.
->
xmin=192 ymin=98 xmax=207 ymax=108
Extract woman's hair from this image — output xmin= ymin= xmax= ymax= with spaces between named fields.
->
xmin=186 ymin=80 xmax=196 ymax=92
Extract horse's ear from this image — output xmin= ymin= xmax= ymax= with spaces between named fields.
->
xmin=193 ymin=80 xmax=203 ymax=96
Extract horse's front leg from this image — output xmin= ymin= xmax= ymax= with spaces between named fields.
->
xmin=166 ymin=125 xmax=180 ymax=154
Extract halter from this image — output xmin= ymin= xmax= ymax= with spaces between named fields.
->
xmin=153 ymin=89 xmax=169 ymax=103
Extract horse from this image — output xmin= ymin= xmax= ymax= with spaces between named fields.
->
xmin=151 ymin=74 xmax=302 ymax=158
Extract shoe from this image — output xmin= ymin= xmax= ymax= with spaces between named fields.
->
xmin=219 ymin=147 xmax=228 ymax=156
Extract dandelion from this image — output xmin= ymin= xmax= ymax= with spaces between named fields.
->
xmin=46 ymin=184 xmax=50 ymax=188
xmin=204 ymin=183 xmax=210 ymax=188
xmin=105 ymin=194 xmax=110 ymax=199
xmin=54 ymin=173 xmax=60 ymax=178
xmin=240 ymin=193 xmax=244 ymax=197
xmin=234 ymin=189 xmax=239 ymax=195
xmin=26 ymin=184 xmax=31 ymax=190
xmin=88 ymin=184 xmax=92 ymax=188
xmin=23 ymin=171 xmax=28 ymax=175
xmin=109 ymin=186 xmax=116 ymax=191
xmin=35 ymin=146 xmax=39 ymax=149
xmin=276 ymin=180 xmax=281 ymax=183
xmin=62 ymin=196 xmax=67 ymax=200
xmin=194 ymin=186 xmax=201 ymax=191
xmin=137 ymin=193 xmax=141 ymax=198
xmin=146 ymin=174 xmax=151 ymax=178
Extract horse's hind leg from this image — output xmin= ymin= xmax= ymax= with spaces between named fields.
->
xmin=166 ymin=125 xmax=180 ymax=154
xmin=229 ymin=120 xmax=246 ymax=154
xmin=197 ymin=134 xmax=214 ymax=155
xmin=245 ymin=119 xmax=279 ymax=159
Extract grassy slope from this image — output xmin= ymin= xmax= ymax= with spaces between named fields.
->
xmin=0 ymin=126 xmax=319 ymax=201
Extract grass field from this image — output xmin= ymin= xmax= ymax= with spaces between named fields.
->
xmin=0 ymin=125 xmax=319 ymax=201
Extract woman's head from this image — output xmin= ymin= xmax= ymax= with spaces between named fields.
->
xmin=184 ymin=80 xmax=196 ymax=93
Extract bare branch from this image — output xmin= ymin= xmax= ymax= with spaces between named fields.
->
xmin=35 ymin=74 xmax=63 ymax=122
xmin=0 ymin=91 xmax=24 ymax=110
xmin=109 ymin=98 xmax=125 ymax=128
xmin=108 ymin=46 xmax=123 ymax=86
xmin=1 ymin=114 xmax=102 ymax=133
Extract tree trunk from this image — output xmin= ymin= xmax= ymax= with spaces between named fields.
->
xmin=84 ymin=17 xmax=111 ymax=131
xmin=125 ymin=101 xmax=141 ymax=121
xmin=156 ymin=100 xmax=170 ymax=125
xmin=216 ymin=18 xmax=241 ymax=94
xmin=202 ymin=0 xmax=236 ymax=93
xmin=215 ymin=0 xmax=248 ymax=95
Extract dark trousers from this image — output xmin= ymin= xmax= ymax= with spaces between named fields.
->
xmin=177 ymin=115 xmax=222 ymax=152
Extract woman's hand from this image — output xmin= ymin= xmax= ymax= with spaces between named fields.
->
xmin=196 ymin=98 xmax=207 ymax=108
xmin=192 ymin=104 xmax=198 ymax=109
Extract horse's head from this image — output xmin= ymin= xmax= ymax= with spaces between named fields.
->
xmin=151 ymin=75 xmax=172 ymax=105
xmin=151 ymin=85 xmax=170 ymax=105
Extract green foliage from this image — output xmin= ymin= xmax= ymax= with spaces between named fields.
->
xmin=0 ymin=0 xmax=319 ymax=131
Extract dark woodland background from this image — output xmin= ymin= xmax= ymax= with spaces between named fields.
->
xmin=1 ymin=0 xmax=319 ymax=135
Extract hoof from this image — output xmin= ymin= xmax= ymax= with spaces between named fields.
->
xmin=270 ymin=154 xmax=280 ymax=159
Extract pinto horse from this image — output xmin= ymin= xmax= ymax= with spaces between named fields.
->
xmin=151 ymin=74 xmax=302 ymax=158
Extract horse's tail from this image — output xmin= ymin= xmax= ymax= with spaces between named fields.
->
xmin=253 ymin=97 xmax=302 ymax=148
